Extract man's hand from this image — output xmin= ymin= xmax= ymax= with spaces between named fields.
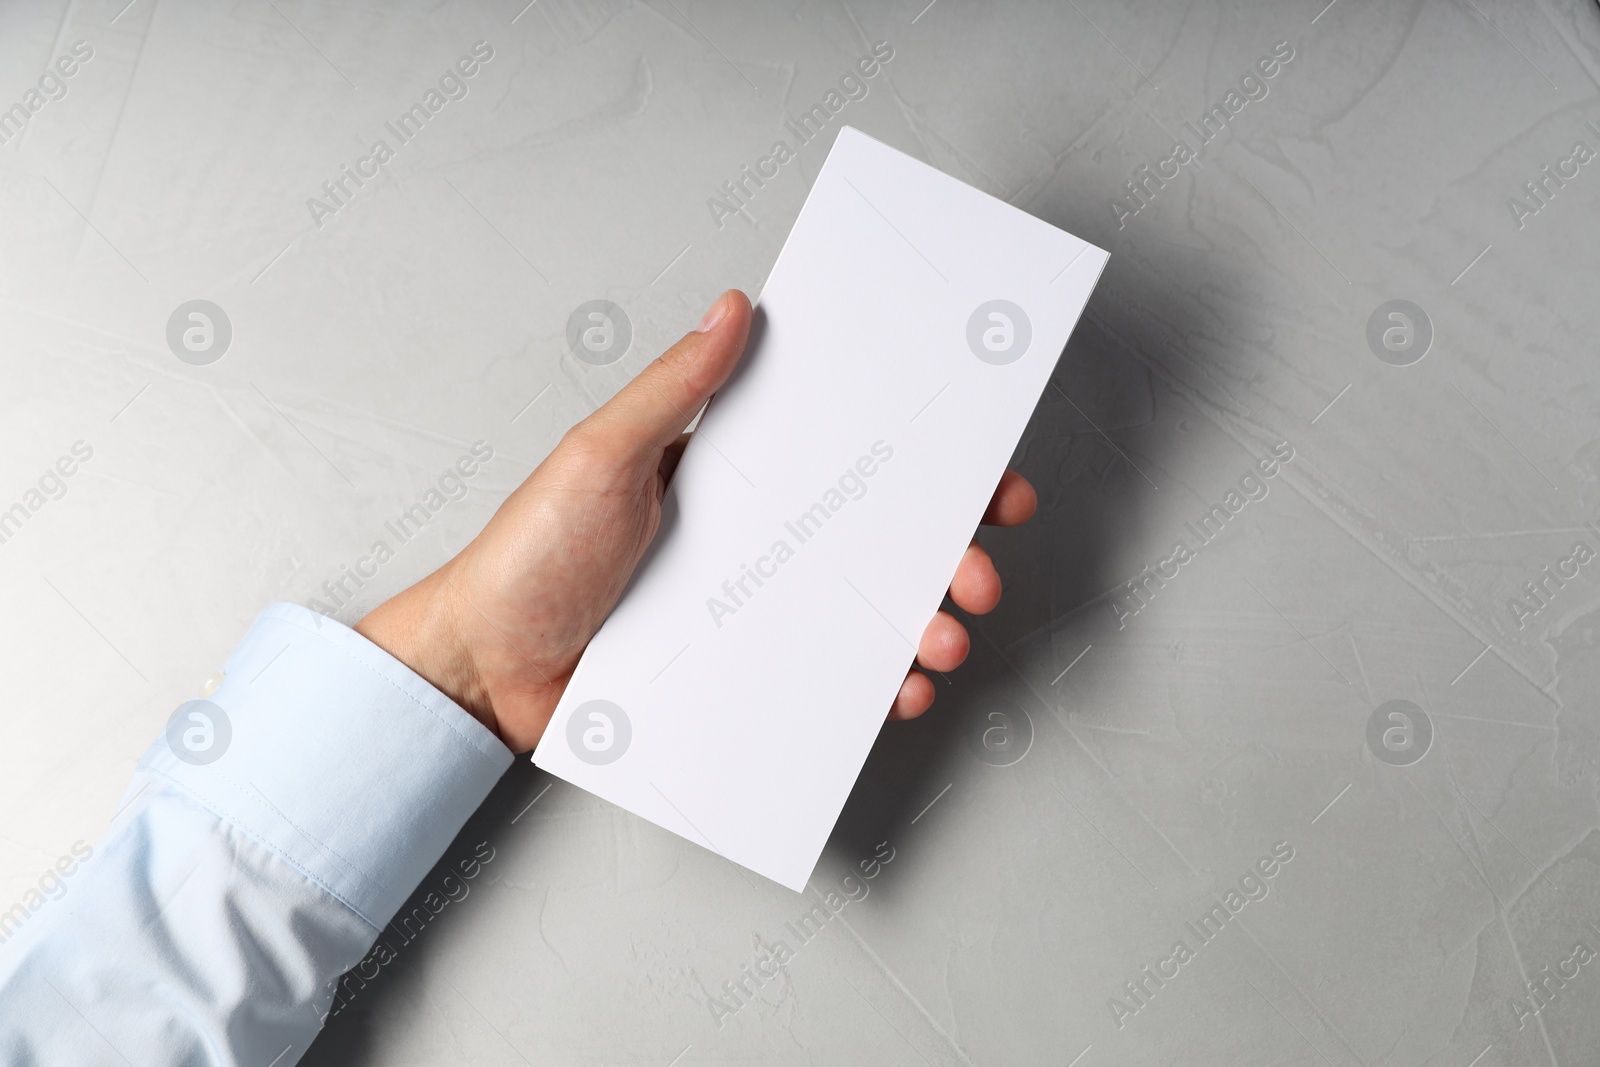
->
xmin=355 ymin=290 xmax=1037 ymax=752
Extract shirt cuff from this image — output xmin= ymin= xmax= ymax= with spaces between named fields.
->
xmin=137 ymin=602 xmax=513 ymax=930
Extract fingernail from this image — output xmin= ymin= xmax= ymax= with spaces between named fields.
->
xmin=696 ymin=292 xmax=729 ymax=333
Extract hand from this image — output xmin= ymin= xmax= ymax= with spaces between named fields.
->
xmin=355 ymin=289 xmax=1038 ymax=753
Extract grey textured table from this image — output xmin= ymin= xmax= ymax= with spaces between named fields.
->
xmin=3 ymin=1 xmax=1600 ymax=1064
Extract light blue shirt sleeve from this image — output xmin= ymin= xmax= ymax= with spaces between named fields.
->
xmin=0 ymin=603 xmax=513 ymax=1066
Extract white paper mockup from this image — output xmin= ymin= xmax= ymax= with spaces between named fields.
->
xmin=532 ymin=126 xmax=1108 ymax=891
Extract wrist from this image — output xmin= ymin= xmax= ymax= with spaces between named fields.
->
xmin=354 ymin=564 xmax=499 ymax=741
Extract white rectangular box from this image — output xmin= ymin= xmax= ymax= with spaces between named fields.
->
xmin=532 ymin=126 xmax=1107 ymax=891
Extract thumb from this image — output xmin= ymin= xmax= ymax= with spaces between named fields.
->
xmin=583 ymin=290 xmax=752 ymax=465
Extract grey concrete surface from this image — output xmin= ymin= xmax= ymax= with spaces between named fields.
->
xmin=3 ymin=0 xmax=1600 ymax=1063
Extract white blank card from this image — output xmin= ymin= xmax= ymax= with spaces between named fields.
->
xmin=532 ymin=126 xmax=1108 ymax=891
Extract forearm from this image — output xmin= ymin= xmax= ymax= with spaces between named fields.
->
xmin=0 ymin=604 xmax=512 ymax=1065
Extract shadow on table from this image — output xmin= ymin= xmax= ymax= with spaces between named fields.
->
xmin=821 ymin=249 xmax=1225 ymax=905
